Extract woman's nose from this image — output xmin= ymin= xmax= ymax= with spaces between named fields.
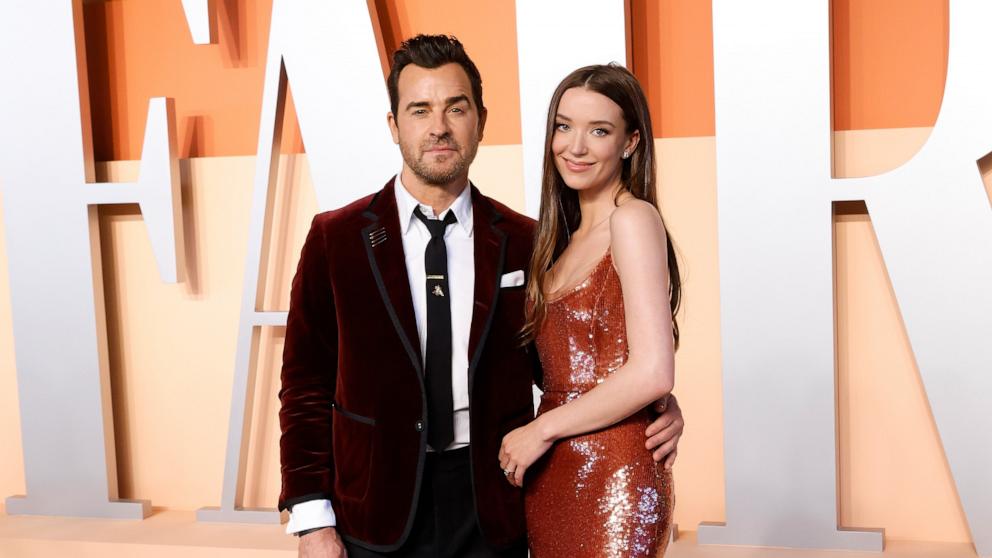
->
xmin=568 ymin=133 xmax=587 ymax=155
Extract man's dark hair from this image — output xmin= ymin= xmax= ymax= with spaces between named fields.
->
xmin=387 ymin=34 xmax=484 ymax=116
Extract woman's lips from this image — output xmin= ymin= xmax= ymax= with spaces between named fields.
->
xmin=562 ymin=158 xmax=593 ymax=173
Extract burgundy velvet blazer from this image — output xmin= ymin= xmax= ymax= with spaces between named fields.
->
xmin=278 ymin=178 xmax=539 ymax=552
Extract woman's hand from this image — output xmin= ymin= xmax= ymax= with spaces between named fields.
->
xmin=498 ymin=419 xmax=555 ymax=487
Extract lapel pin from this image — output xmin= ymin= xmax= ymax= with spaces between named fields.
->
xmin=369 ymin=227 xmax=387 ymax=247
xmin=433 ymin=285 xmax=445 ymax=297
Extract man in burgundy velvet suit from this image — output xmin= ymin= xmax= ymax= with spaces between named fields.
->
xmin=278 ymin=35 xmax=685 ymax=558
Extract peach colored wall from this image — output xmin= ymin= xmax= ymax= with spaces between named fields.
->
xmin=1 ymin=0 xmax=984 ymax=547
xmin=79 ymin=0 xmax=950 ymax=157
xmin=2 ymin=134 xmax=982 ymax=543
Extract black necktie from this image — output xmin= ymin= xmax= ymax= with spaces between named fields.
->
xmin=413 ymin=206 xmax=458 ymax=450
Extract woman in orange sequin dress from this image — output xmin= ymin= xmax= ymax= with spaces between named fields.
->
xmin=498 ymin=64 xmax=681 ymax=557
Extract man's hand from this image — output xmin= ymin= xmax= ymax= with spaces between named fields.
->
xmin=299 ymin=527 xmax=347 ymax=558
xmin=645 ymin=394 xmax=683 ymax=470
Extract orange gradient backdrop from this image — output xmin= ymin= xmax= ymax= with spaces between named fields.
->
xmin=3 ymin=0 xmax=981 ymax=550
xmin=81 ymin=0 xmax=947 ymax=160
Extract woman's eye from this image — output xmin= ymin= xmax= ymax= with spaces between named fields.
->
xmin=555 ymin=123 xmax=570 ymax=132
xmin=592 ymin=128 xmax=609 ymax=137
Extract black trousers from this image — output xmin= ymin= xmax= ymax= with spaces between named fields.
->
xmin=344 ymin=447 xmax=527 ymax=558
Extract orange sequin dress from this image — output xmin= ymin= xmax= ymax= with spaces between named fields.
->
xmin=526 ymin=252 xmax=674 ymax=557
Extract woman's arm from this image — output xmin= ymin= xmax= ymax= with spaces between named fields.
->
xmin=499 ymin=199 xmax=675 ymax=486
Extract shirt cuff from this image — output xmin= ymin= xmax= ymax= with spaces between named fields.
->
xmin=285 ymin=498 xmax=336 ymax=534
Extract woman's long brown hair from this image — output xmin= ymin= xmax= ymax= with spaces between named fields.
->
xmin=521 ymin=64 xmax=682 ymax=350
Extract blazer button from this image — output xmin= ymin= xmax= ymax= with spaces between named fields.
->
xmin=415 ymin=420 xmax=424 ymax=432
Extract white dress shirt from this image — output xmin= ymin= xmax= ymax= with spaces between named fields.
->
xmin=286 ymin=174 xmax=475 ymax=534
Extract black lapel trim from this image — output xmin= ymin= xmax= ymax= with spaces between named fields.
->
xmin=465 ymin=196 xmax=507 ymax=548
xmin=468 ymin=221 xmax=507 ymax=385
xmin=361 ymin=210 xmax=421 ymax=376
xmin=357 ymin=187 xmax=428 ymax=552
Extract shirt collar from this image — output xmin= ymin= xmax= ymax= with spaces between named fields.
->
xmin=394 ymin=171 xmax=474 ymax=237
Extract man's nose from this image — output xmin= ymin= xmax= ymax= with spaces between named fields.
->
xmin=429 ymin=110 xmax=451 ymax=137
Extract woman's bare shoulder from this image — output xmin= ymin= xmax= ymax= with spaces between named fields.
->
xmin=610 ymin=197 xmax=665 ymax=238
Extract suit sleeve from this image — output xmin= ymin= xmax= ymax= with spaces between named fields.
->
xmin=278 ymin=215 xmax=338 ymax=512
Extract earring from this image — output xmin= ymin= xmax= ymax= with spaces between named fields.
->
xmin=622 ymin=150 xmax=629 ymax=159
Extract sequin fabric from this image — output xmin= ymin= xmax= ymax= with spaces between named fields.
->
xmin=526 ymin=252 xmax=674 ymax=557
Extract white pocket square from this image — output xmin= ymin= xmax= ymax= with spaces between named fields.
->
xmin=500 ymin=269 xmax=525 ymax=288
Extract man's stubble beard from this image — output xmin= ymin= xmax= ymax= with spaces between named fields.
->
xmin=400 ymin=135 xmax=480 ymax=187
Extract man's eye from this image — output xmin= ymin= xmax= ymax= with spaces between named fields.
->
xmin=450 ymin=107 xmax=463 ymax=113
xmin=413 ymin=109 xmax=427 ymax=116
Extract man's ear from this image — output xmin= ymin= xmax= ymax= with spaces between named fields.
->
xmin=387 ymin=112 xmax=399 ymax=145
xmin=477 ymin=106 xmax=488 ymax=142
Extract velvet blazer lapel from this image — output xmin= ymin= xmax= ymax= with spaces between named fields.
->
xmin=361 ymin=180 xmax=508 ymax=389
xmin=361 ymin=178 xmax=423 ymax=375
xmin=467 ymin=185 xmax=507 ymax=388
